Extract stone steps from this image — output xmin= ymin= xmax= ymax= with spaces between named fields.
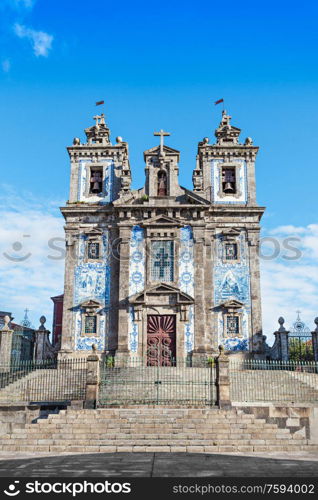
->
xmin=0 ymin=407 xmax=313 ymax=453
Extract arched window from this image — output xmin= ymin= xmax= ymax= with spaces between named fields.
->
xmin=157 ymin=171 xmax=167 ymax=196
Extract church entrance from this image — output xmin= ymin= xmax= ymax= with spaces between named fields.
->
xmin=147 ymin=315 xmax=176 ymax=366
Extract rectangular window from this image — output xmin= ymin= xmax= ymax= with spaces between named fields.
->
xmin=88 ymin=241 xmax=100 ymax=259
xmin=225 ymin=243 xmax=238 ymax=260
xmin=85 ymin=316 xmax=97 ymax=335
xmin=227 ymin=316 xmax=239 ymax=336
xmin=222 ymin=167 xmax=236 ymax=194
xmin=89 ymin=168 xmax=103 ymax=194
xmin=151 ymin=241 xmax=174 ymax=282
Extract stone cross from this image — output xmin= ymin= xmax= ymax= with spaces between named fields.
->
xmin=154 ymin=129 xmax=170 ymax=155
xmin=93 ymin=115 xmax=101 ymax=127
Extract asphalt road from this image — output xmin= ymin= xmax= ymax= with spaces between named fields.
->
xmin=0 ymin=452 xmax=317 ymax=477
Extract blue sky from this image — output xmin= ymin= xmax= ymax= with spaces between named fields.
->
xmin=0 ymin=0 xmax=317 ymax=338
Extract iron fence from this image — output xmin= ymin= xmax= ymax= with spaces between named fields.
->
xmin=230 ymin=359 xmax=318 ymax=403
xmin=98 ymin=357 xmax=217 ymax=407
xmin=0 ymin=359 xmax=87 ymax=404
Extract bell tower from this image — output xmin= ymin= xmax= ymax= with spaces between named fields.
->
xmin=192 ymin=110 xmax=258 ymax=205
xmin=68 ymin=113 xmax=131 ymax=205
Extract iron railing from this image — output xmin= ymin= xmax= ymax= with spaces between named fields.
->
xmin=98 ymin=357 xmax=217 ymax=407
xmin=230 ymin=359 xmax=318 ymax=403
xmin=0 ymin=359 xmax=87 ymax=404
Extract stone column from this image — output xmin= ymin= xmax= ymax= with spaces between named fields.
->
xmin=0 ymin=316 xmax=13 ymax=372
xmin=60 ymin=229 xmax=76 ymax=357
xmin=108 ymin=226 xmax=119 ymax=353
xmin=192 ymin=226 xmax=207 ymax=366
xmin=247 ymin=230 xmax=263 ymax=353
xmin=204 ymin=227 xmax=217 ymax=352
xmin=84 ymin=345 xmax=100 ymax=409
xmin=216 ymin=345 xmax=231 ymax=409
xmin=116 ymin=226 xmax=131 ymax=366
xmin=311 ymin=318 xmax=318 ymax=362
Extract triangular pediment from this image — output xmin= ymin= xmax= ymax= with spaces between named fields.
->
xmin=220 ymin=299 xmax=244 ymax=309
xmin=221 ymin=228 xmax=241 ymax=237
xmin=79 ymin=228 xmax=103 ymax=236
xmin=79 ymin=299 xmax=102 ymax=309
xmin=144 ymin=144 xmax=180 ymax=156
xmin=142 ymin=214 xmax=181 ymax=226
xmin=129 ymin=283 xmax=194 ymax=305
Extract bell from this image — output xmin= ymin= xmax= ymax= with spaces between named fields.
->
xmin=224 ymin=182 xmax=234 ymax=192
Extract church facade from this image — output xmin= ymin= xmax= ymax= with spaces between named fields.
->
xmin=59 ymin=111 xmax=265 ymax=364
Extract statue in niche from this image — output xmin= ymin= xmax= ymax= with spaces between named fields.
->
xmin=90 ymin=170 xmax=103 ymax=194
xmin=158 ymin=171 xmax=167 ymax=196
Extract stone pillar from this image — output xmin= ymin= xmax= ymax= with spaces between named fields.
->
xmin=34 ymin=316 xmax=51 ymax=361
xmin=84 ymin=345 xmax=100 ymax=409
xmin=116 ymin=226 xmax=131 ymax=366
xmin=60 ymin=229 xmax=76 ymax=357
xmin=311 ymin=318 xmax=318 ymax=362
xmin=274 ymin=317 xmax=290 ymax=361
xmin=0 ymin=316 xmax=13 ymax=371
xmin=216 ymin=345 xmax=231 ymax=409
xmin=192 ymin=226 xmax=207 ymax=366
xmin=247 ymin=230 xmax=263 ymax=353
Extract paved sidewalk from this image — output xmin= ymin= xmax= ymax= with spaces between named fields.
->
xmin=0 ymin=452 xmax=317 ymax=477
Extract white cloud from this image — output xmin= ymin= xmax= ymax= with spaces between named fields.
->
xmin=14 ymin=23 xmax=53 ymax=57
xmin=2 ymin=59 xmax=11 ymax=73
xmin=270 ymin=225 xmax=308 ymax=235
xmin=0 ymin=185 xmax=65 ymax=330
xmin=261 ymin=224 xmax=318 ymax=345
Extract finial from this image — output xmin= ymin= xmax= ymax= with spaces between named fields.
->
xmin=39 ymin=315 xmax=46 ymax=330
xmin=278 ymin=316 xmax=286 ymax=332
xmin=99 ymin=113 xmax=106 ymax=125
xmin=92 ymin=343 xmax=97 ymax=352
xmin=203 ymin=137 xmax=209 ymax=144
xmin=219 ymin=344 xmax=224 ymax=354
xmin=244 ymin=137 xmax=253 ymax=145
xmin=314 ymin=317 xmax=318 ymax=332
xmin=2 ymin=315 xmax=10 ymax=331
xmin=116 ymin=136 xmax=123 ymax=143
xmin=73 ymin=137 xmax=80 ymax=145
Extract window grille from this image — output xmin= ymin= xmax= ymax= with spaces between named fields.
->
xmin=88 ymin=241 xmax=100 ymax=259
xmin=225 ymin=243 xmax=238 ymax=260
xmin=151 ymin=241 xmax=174 ymax=282
xmin=227 ymin=315 xmax=239 ymax=336
xmin=85 ymin=316 xmax=97 ymax=335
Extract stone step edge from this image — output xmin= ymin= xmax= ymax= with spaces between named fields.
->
xmin=0 ymin=444 xmax=316 ymax=453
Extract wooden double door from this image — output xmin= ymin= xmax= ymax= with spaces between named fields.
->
xmin=147 ymin=315 xmax=176 ymax=366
